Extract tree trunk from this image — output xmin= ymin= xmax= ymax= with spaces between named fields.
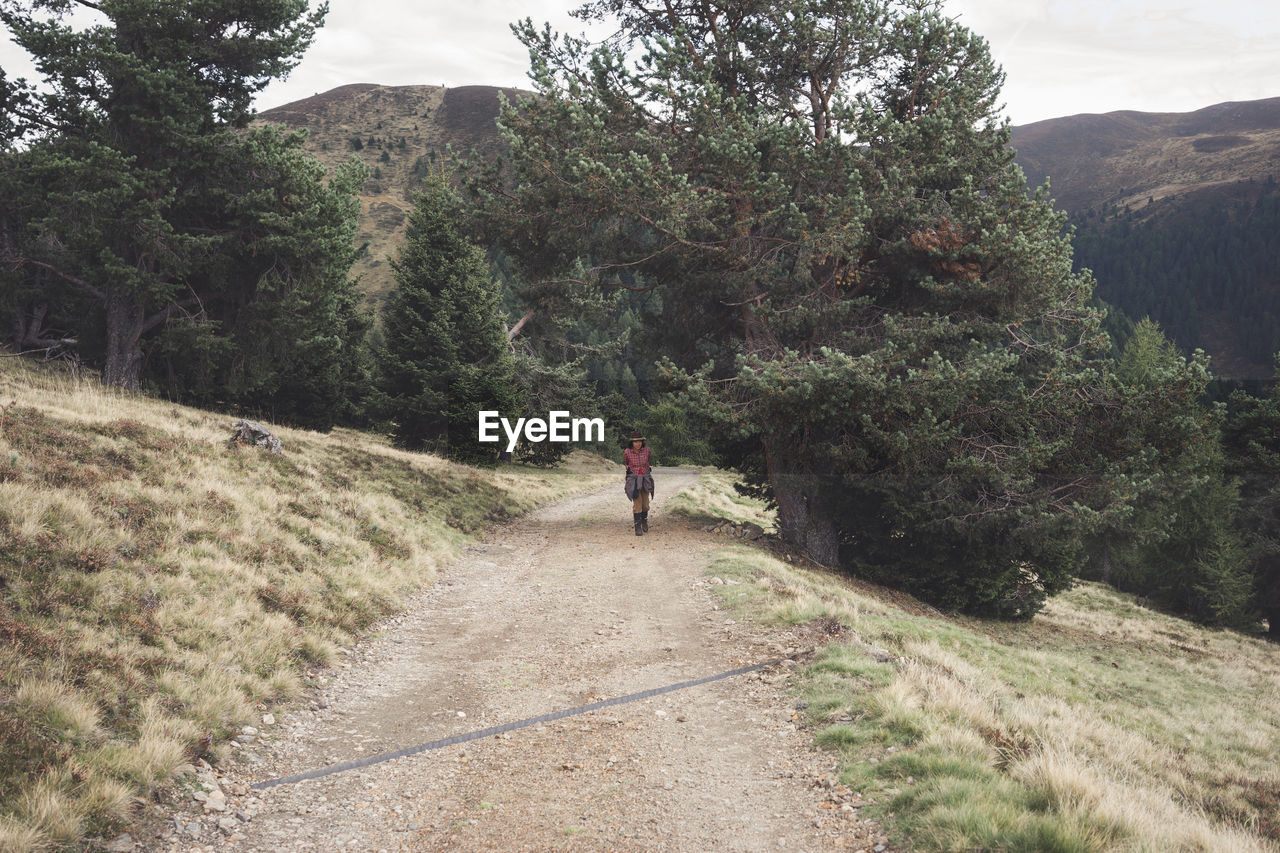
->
xmin=104 ymin=289 xmax=144 ymax=391
xmin=10 ymin=301 xmax=78 ymax=353
xmin=11 ymin=302 xmax=48 ymax=351
xmin=766 ymin=440 xmax=841 ymax=567
xmin=11 ymin=302 xmax=44 ymax=350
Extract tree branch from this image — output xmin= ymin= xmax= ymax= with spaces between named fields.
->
xmin=5 ymin=256 xmax=105 ymax=299
xmin=140 ymin=295 xmax=206 ymax=335
xmin=507 ymin=310 xmax=534 ymax=341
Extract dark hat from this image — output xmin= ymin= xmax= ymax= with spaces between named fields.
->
xmin=629 ymin=431 xmax=645 ymax=441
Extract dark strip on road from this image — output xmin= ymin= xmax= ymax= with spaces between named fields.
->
xmin=252 ymin=658 xmax=786 ymax=790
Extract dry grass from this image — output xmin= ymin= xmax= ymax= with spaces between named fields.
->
xmin=695 ymin=492 xmax=1280 ymax=851
xmin=0 ymin=358 xmax=617 ymax=851
xmin=665 ymin=467 xmax=777 ymax=529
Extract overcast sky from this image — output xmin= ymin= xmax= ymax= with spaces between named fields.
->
xmin=3 ymin=1 xmax=1278 ymax=126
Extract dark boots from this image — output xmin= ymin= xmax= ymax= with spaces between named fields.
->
xmin=632 ymin=510 xmax=651 ymax=535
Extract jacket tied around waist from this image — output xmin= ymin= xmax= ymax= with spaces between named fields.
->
xmin=625 ymin=471 xmax=654 ymax=501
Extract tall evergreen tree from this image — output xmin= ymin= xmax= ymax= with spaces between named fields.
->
xmin=1224 ymin=364 xmax=1280 ymax=638
xmin=471 ymin=0 xmax=1159 ymax=615
xmin=148 ymin=132 xmax=372 ymax=430
xmin=0 ymin=0 xmax=341 ymax=394
xmin=377 ymin=176 xmax=521 ymax=461
xmin=1084 ymin=319 xmax=1255 ymax=627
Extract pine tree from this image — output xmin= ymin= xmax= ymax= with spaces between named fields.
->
xmin=472 ymin=0 xmax=1154 ymax=615
xmin=0 ymin=0 xmax=337 ymax=392
xmin=149 ymin=133 xmax=372 ymax=430
xmin=1087 ymin=319 xmax=1255 ymax=627
xmin=377 ymin=176 xmax=521 ymax=461
xmin=1224 ymin=364 xmax=1280 ymax=638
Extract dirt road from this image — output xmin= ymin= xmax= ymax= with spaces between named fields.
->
xmin=147 ymin=469 xmax=886 ymax=852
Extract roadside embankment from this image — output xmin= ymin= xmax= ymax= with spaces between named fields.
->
xmin=699 ymin=482 xmax=1280 ymax=853
xmin=0 ymin=360 xmax=616 ymax=852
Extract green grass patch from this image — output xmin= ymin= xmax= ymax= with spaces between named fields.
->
xmin=689 ymin=476 xmax=1280 ymax=852
xmin=890 ymin=773 xmax=1123 ymax=853
xmin=664 ymin=466 xmax=777 ymax=528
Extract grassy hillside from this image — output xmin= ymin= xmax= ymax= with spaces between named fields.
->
xmin=255 ymin=84 xmax=522 ymax=315
xmin=686 ymin=470 xmax=1280 ymax=852
xmin=0 ymin=359 xmax=615 ymax=851
xmin=1011 ymin=97 xmax=1280 ymax=214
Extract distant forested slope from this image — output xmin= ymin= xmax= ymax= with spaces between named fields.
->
xmin=1071 ymin=179 xmax=1280 ymax=377
xmin=1011 ymin=98 xmax=1280 ymax=378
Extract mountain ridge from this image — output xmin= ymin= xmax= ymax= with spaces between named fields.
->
xmin=1010 ymin=96 xmax=1280 ymax=213
xmin=1011 ymin=96 xmax=1280 ymax=378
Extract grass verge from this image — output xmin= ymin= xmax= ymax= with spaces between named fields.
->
xmin=0 ymin=359 xmax=617 ymax=851
xmin=664 ymin=466 xmax=776 ymax=529
xmin=690 ymin=483 xmax=1280 ymax=852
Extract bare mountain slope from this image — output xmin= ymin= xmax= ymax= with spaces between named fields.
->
xmin=257 ymin=84 xmax=521 ymax=311
xmin=1011 ymin=97 xmax=1280 ymax=213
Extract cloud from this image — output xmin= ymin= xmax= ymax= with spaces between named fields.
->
xmin=950 ymin=0 xmax=1280 ymax=122
xmin=259 ymin=0 xmax=594 ymax=109
xmin=4 ymin=0 xmax=1277 ymax=125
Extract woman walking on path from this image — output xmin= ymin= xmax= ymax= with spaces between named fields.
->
xmin=624 ymin=431 xmax=654 ymax=536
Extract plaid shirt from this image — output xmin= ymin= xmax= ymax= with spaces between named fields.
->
xmin=623 ymin=445 xmax=651 ymax=475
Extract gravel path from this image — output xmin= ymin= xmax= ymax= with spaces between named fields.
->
xmin=139 ymin=469 xmax=889 ymax=852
